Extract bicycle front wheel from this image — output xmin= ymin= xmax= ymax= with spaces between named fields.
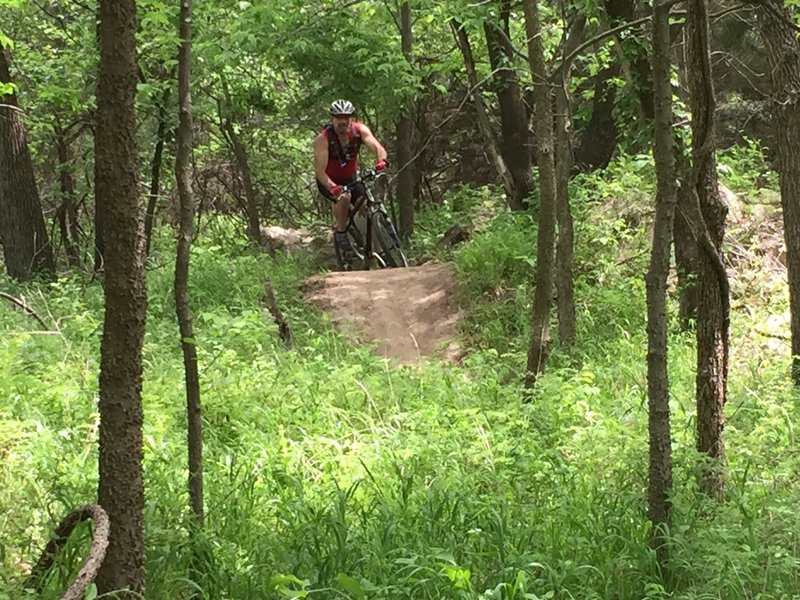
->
xmin=334 ymin=223 xmax=366 ymax=271
xmin=371 ymin=212 xmax=409 ymax=268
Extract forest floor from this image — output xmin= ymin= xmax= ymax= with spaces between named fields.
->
xmin=306 ymin=261 xmax=464 ymax=364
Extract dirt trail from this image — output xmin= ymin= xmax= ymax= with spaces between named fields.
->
xmin=307 ymin=262 xmax=462 ymax=364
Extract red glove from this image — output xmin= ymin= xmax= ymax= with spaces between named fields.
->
xmin=374 ymin=159 xmax=388 ymax=172
xmin=330 ymin=184 xmax=345 ymax=198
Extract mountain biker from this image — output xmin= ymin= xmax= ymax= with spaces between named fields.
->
xmin=313 ymin=99 xmax=388 ymax=257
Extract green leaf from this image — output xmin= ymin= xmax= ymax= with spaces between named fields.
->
xmin=336 ymin=573 xmax=365 ymax=599
xmin=0 ymin=30 xmax=13 ymax=49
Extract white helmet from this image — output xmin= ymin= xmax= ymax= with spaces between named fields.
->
xmin=329 ymin=99 xmax=356 ymax=116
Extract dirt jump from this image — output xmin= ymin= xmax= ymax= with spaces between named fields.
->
xmin=307 ymin=262 xmax=463 ymax=364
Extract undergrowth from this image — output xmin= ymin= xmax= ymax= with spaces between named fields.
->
xmin=1 ymin=152 xmax=799 ymax=599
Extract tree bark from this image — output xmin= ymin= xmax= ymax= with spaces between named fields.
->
xmin=175 ymin=0 xmax=204 ymax=525
xmin=687 ymin=0 xmax=729 ymax=498
xmin=395 ymin=1 xmax=416 ymax=239
xmin=647 ymin=0 xmax=675 ymax=567
xmin=0 ymin=48 xmax=55 ymax=280
xmin=554 ymin=11 xmax=586 ymax=348
xmin=751 ymin=1 xmax=800 ymax=385
xmin=484 ymin=0 xmax=533 ymax=211
xmin=95 ymin=0 xmax=147 ymax=596
xmin=674 ymin=188 xmax=700 ymax=328
xmin=522 ymin=0 xmax=558 ymax=387
xmin=451 ymin=20 xmax=518 ymax=210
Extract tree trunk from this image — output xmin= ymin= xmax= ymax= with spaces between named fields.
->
xmin=0 ymin=48 xmax=55 ymax=280
xmin=674 ymin=188 xmax=699 ymax=328
xmin=95 ymin=0 xmax=147 ymax=596
xmin=554 ymin=12 xmax=586 ymax=348
xmin=175 ymin=0 xmax=204 ymax=525
xmin=144 ymin=85 xmax=172 ymax=257
xmin=220 ymin=116 xmax=261 ymax=244
xmin=687 ymin=0 xmax=729 ymax=498
xmin=602 ymin=0 xmax=697 ymax=327
xmin=56 ymin=130 xmax=81 ymax=267
xmin=752 ymin=1 xmax=800 ymax=385
xmin=484 ymin=0 xmax=533 ymax=211
xmin=646 ymin=0 xmax=675 ymax=567
xmin=574 ymin=63 xmax=620 ymax=172
xmin=522 ymin=0 xmax=558 ymax=387
xmin=451 ymin=20 xmax=518 ymax=210
xmin=395 ymin=1 xmax=416 ymax=239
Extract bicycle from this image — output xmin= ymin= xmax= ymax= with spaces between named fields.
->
xmin=331 ymin=169 xmax=409 ymax=271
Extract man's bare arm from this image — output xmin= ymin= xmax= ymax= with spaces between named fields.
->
xmin=313 ymin=134 xmax=336 ymax=190
xmin=359 ymin=124 xmax=388 ymax=163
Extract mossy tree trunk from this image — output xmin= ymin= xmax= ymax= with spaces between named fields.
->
xmin=751 ymin=1 xmax=800 ymax=385
xmin=95 ymin=0 xmax=147 ymax=595
xmin=0 ymin=47 xmax=55 ymax=280
xmin=646 ymin=0 xmax=675 ymax=569
xmin=175 ymin=0 xmax=204 ymax=525
xmin=484 ymin=0 xmax=533 ymax=211
xmin=522 ymin=0 xmax=557 ymax=387
xmin=687 ymin=0 xmax=729 ymax=498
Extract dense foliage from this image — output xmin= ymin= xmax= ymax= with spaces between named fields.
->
xmin=2 ymin=0 xmax=800 ymax=597
xmin=2 ymin=147 xmax=798 ymax=598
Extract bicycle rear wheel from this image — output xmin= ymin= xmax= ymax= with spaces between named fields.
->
xmin=372 ymin=212 xmax=409 ymax=268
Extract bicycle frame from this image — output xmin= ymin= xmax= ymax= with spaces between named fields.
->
xmin=335 ymin=170 xmax=407 ymax=270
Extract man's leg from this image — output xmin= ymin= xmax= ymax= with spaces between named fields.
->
xmin=317 ymin=180 xmax=355 ymax=258
xmin=333 ymin=194 xmax=350 ymax=233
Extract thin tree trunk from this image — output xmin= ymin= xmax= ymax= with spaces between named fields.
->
xmin=451 ymin=20 xmax=518 ymax=210
xmin=220 ymin=116 xmax=261 ymax=244
xmin=175 ymin=0 xmax=204 ymax=525
xmin=144 ymin=85 xmax=172 ymax=257
xmin=554 ymin=12 xmax=586 ymax=348
xmin=95 ymin=0 xmax=147 ymax=595
xmin=751 ymin=1 xmax=800 ymax=385
xmin=687 ymin=0 xmax=729 ymax=498
xmin=56 ymin=130 xmax=81 ymax=267
xmin=647 ymin=0 xmax=675 ymax=568
xmin=0 ymin=48 xmax=55 ymax=280
xmin=396 ymin=1 xmax=416 ymax=239
xmin=602 ymin=0 xmax=697 ymax=328
xmin=674 ymin=188 xmax=699 ymax=328
xmin=484 ymin=0 xmax=533 ymax=211
xmin=522 ymin=0 xmax=558 ymax=387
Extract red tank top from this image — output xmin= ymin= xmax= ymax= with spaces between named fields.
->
xmin=323 ymin=123 xmax=362 ymax=183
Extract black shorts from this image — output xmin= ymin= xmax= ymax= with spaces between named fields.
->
xmin=317 ymin=178 xmax=367 ymax=205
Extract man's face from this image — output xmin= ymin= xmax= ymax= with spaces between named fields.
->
xmin=331 ymin=114 xmax=352 ymax=134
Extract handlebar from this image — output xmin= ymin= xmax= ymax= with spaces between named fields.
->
xmin=342 ymin=168 xmax=385 ymax=192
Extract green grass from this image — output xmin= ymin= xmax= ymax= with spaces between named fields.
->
xmin=1 ymin=154 xmax=799 ymax=599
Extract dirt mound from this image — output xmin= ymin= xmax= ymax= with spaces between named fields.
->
xmin=306 ymin=262 xmax=463 ymax=364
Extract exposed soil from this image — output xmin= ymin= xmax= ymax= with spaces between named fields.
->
xmin=306 ymin=262 xmax=463 ymax=364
